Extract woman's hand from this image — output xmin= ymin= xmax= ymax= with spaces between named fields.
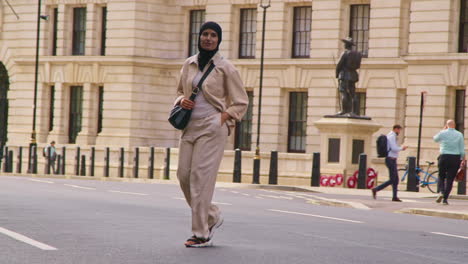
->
xmin=221 ymin=112 xmax=231 ymax=125
xmin=180 ymin=99 xmax=195 ymax=110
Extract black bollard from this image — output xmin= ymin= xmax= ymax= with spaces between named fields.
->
xmin=0 ymin=144 xmax=3 ymax=172
xmin=253 ymin=157 xmax=260 ymax=184
xmin=104 ymin=147 xmax=110 ymax=177
xmin=233 ymin=149 xmax=242 ymax=183
xmin=46 ymin=145 xmax=51 ymax=174
xmin=164 ymin=148 xmax=170 ymax=180
xmin=56 ymin=154 xmax=61 ymax=174
xmin=75 ymin=147 xmax=80 ymax=176
xmin=457 ymin=161 xmax=466 ymax=195
xmin=89 ymin=147 xmax=95 ymax=176
xmin=148 ymin=147 xmax=154 ymax=179
xmin=3 ymin=146 xmax=8 ymax=172
xmin=16 ymin=147 xmax=22 ymax=173
xmin=133 ymin=147 xmax=139 ymax=178
xmin=357 ymin=153 xmax=367 ymax=189
xmin=32 ymin=145 xmax=38 ymax=174
xmin=118 ymin=147 xmax=124 ymax=178
xmin=311 ymin=152 xmax=320 ymax=187
xmin=8 ymin=150 xmax=13 ymax=173
xmin=61 ymin=146 xmax=66 ymax=175
xmin=268 ymin=151 xmax=278 ymax=185
xmin=407 ymin=156 xmax=419 ymax=192
xmin=80 ymin=155 xmax=86 ymax=176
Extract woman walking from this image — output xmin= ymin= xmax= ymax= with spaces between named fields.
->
xmin=174 ymin=21 xmax=248 ymax=247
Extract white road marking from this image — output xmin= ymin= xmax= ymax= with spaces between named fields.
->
xmin=255 ymin=196 xmax=265 ymax=199
xmin=268 ymin=209 xmax=364 ymax=224
xmin=241 ymin=193 xmax=251 ymax=197
xmin=108 ymin=190 xmax=148 ymax=196
xmin=64 ymin=184 xmax=96 ymax=190
xmin=172 ymin=197 xmax=186 ymax=200
xmin=431 ymin=232 xmax=468 ymax=240
xmin=29 ymin=179 xmax=54 ymax=184
xmin=212 ymin=201 xmax=232 ymax=206
xmin=230 ymin=191 xmax=239 ymax=194
xmin=0 ymin=227 xmax=57 ymax=250
xmin=259 ymin=194 xmax=293 ymax=200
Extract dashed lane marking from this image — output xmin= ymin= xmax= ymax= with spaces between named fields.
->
xmin=268 ymin=209 xmax=364 ymax=224
xmin=108 ymin=190 xmax=149 ymax=196
xmin=28 ymin=179 xmax=54 ymax=184
xmin=172 ymin=197 xmax=231 ymax=205
xmin=0 ymin=227 xmax=57 ymax=250
xmin=431 ymin=232 xmax=468 ymax=240
xmin=64 ymin=184 xmax=96 ymax=190
xmin=212 ymin=201 xmax=232 ymax=206
xmin=259 ymin=194 xmax=293 ymax=200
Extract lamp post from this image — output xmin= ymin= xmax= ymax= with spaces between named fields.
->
xmin=253 ymin=0 xmax=271 ymax=184
xmin=28 ymin=0 xmax=46 ymax=173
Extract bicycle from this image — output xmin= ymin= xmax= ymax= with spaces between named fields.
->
xmin=399 ymin=161 xmax=439 ymax=193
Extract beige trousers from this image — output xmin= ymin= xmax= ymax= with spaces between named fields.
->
xmin=177 ymin=113 xmax=228 ymax=239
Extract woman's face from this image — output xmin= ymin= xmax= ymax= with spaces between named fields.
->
xmin=200 ymin=29 xmax=219 ymax=51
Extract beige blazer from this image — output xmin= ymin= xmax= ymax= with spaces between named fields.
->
xmin=175 ymin=52 xmax=249 ymax=127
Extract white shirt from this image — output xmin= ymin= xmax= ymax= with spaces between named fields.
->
xmin=387 ymin=131 xmax=402 ymax=158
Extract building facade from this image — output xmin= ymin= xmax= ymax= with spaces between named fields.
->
xmin=1 ymin=0 xmax=468 ymax=182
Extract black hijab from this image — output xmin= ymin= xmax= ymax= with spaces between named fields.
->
xmin=197 ymin=21 xmax=222 ymax=71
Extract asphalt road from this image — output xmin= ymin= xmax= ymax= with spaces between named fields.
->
xmin=1 ymin=175 xmax=467 ymax=264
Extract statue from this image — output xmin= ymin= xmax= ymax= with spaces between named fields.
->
xmin=335 ymin=37 xmax=362 ymax=116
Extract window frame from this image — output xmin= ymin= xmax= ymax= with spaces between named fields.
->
xmin=188 ymin=10 xmax=206 ymax=57
xmin=234 ymin=91 xmax=254 ymax=150
xmin=349 ymin=4 xmax=370 ymax=58
xmin=239 ymin=8 xmax=257 ymax=59
xmin=100 ymin=6 xmax=107 ymax=56
xmin=52 ymin=8 xmax=58 ymax=56
xmin=292 ymin=6 xmax=312 ymax=58
xmin=287 ymin=91 xmax=308 ymax=153
xmin=49 ymin=85 xmax=55 ymax=132
xmin=72 ymin=7 xmax=87 ymax=56
xmin=98 ymin=86 xmax=104 ymax=134
xmin=455 ymin=89 xmax=465 ymax=133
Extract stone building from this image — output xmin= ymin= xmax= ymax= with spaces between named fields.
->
xmin=0 ymin=0 xmax=467 ymax=184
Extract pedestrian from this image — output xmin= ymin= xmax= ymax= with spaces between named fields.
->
xmin=372 ymin=125 xmax=408 ymax=201
xmin=433 ymin=120 xmax=465 ymax=205
xmin=174 ymin=21 xmax=248 ymax=247
xmin=43 ymin=141 xmax=57 ymax=174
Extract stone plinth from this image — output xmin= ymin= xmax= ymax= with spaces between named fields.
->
xmin=314 ymin=117 xmax=382 ymax=178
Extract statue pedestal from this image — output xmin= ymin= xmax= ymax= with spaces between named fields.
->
xmin=314 ymin=117 xmax=381 ymax=182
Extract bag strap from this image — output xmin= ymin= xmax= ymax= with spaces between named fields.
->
xmin=188 ymin=63 xmax=216 ymax=101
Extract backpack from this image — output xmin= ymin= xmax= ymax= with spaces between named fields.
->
xmin=42 ymin=147 xmax=47 ymax=157
xmin=376 ymin=134 xmax=388 ymax=158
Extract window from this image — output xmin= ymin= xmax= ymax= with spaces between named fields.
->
xmin=188 ymin=10 xmax=206 ymax=57
xmin=239 ymin=8 xmax=257 ymax=58
xmin=101 ymin=7 xmax=107 ymax=56
xmin=353 ymin=92 xmax=366 ymax=116
xmin=350 ymin=4 xmax=370 ymax=57
xmin=52 ymin=8 xmax=58 ymax=56
xmin=460 ymin=1 xmax=468 ymax=52
xmin=69 ymin=86 xmax=83 ymax=143
xmin=72 ymin=7 xmax=86 ymax=56
xmin=235 ymin=91 xmax=253 ymax=150
xmin=288 ymin=92 xmax=308 ymax=153
xmin=98 ymin=86 xmax=104 ymax=134
xmin=49 ymin=86 xmax=55 ymax=132
xmin=292 ymin=6 xmax=312 ymax=58
xmin=455 ymin=89 xmax=465 ymax=133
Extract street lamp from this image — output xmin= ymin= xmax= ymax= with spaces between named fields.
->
xmin=28 ymin=0 xmax=46 ymax=173
xmin=253 ymin=0 xmax=271 ymax=184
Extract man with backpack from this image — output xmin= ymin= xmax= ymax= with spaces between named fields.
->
xmin=335 ymin=37 xmax=362 ymax=116
xmin=43 ymin=141 xmax=57 ymax=174
xmin=372 ymin=125 xmax=408 ymax=201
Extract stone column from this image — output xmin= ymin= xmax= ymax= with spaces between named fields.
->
xmin=48 ymin=83 xmax=69 ymax=144
xmin=76 ymin=83 xmax=96 ymax=145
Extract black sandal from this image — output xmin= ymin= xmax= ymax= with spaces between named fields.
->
xmin=184 ymin=236 xmax=212 ymax=248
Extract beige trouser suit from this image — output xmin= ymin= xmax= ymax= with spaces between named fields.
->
xmin=175 ymin=52 xmax=248 ymax=239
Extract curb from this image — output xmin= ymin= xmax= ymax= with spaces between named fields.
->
xmin=396 ymin=208 xmax=468 ymax=220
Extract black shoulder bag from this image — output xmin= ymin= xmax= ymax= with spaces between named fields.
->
xmin=168 ymin=63 xmax=216 ymax=130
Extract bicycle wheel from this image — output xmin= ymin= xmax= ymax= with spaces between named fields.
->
xmin=426 ymin=171 xmax=439 ymax=193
